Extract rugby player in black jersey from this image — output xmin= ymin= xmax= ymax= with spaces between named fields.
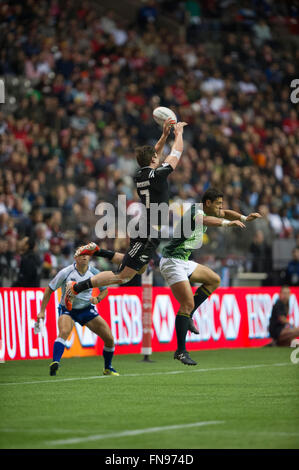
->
xmin=64 ymin=118 xmax=188 ymax=311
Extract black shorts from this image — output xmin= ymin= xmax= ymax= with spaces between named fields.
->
xmin=118 ymin=238 xmax=160 ymax=272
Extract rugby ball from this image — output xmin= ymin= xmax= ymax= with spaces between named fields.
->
xmin=153 ymin=106 xmax=177 ymax=127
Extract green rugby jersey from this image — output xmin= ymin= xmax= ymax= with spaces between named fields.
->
xmin=162 ymin=204 xmax=207 ymax=260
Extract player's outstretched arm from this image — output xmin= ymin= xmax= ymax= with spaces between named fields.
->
xmin=154 ymin=118 xmax=175 ymax=158
xmin=244 ymin=212 xmax=263 ymax=221
xmin=221 ymin=210 xmax=262 ymax=222
xmin=163 ymin=122 xmax=188 ymax=170
xmin=37 ymin=286 xmax=53 ymax=320
xmin=196 ymin=214 xmax=246 ymax=229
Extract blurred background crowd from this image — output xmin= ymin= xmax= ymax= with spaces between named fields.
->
xmin=0 ymin=0 xmax=299 ymax=287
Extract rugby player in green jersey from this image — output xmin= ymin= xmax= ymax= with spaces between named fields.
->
xmin=159 ymin=188 xmax=262 ymax=365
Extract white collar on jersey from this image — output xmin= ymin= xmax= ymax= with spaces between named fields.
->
xmin=73 ymin=262 xmax=89 ymax=277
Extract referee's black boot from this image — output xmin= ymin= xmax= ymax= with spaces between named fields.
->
xmin=49 ymin=361 xmax=59 ymax=376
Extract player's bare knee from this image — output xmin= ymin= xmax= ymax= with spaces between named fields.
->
xmin=213 ymin=274 xmax=221 ymax=289
xmin=104 ymin=336 xmax=114 ymax=349
xmin=206 ymin=273 xmax=221 ymax=292
xmin=59 ymin=329 xmax=71 ymax=340
xmin=102 ymin=326 xmax=114 ymax=348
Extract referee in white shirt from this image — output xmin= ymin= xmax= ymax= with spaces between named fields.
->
xmin=37 ymin=246 xmax=120 ymax=377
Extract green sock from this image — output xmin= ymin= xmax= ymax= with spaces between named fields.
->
xmin=190 ymin=286 xmax=212 ymax=318
xmin=175 ymin=312 xmax=190 ymax=352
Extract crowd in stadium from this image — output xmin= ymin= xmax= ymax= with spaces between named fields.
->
xmin=0 ymin=0 xmax=299 ymax=287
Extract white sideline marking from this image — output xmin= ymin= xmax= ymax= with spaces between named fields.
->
xmin=46 ymin=421 xmax=225 ymax=446
xmin=2 ymin=427 xmax=298 ymax=438
xmin=0 ymin=362 xmax=292 ymax=387
xmin=208 ymin=430 xmax=299 ymax=438
xmin=0 ymin=427 xmax=88 ymax=434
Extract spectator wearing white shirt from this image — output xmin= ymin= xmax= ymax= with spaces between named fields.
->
xmin=268 ymin=205 xmax=283 ymax=236
xmin=238 ymin=73 xmax=258 ymax=94
xmin=252 ymin=19 xmax=272 ymax=47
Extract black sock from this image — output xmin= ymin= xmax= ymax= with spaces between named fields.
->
xmin=175 ymin=312 xmax=190 ymax=352
xmin=190 ymin=286 xmax=212 ymax=318
xmin=95 ymin=249 xmax=115 ymax=260
xmin=73 ymin=278 xmax=93 ymax=294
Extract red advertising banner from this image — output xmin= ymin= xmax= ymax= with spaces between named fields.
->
xmin=0 ymin=287 xmax=298 ymax=361
xmin=0 ymin=288 xmax=59 ymax=361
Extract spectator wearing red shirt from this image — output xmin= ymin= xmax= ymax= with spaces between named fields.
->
xmin=43 ymin=237 xmax=62 ymax=278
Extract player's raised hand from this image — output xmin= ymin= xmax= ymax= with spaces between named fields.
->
xmin=162 ymin=117 xmax=176 ymax=137
xmin=245 ymin=213 xmax=263 ymax=222
xmin=228 ymin=220 xmax=246 ymax=229
xmin=174 ymin=122 xmax=188 ymax=135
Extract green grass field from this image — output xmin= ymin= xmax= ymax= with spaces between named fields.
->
xmin=0 ymin=348 xmax=298 ymax=449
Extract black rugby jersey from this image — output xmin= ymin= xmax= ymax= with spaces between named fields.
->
xmin=133 ymin=163 xmax=173 ymax=238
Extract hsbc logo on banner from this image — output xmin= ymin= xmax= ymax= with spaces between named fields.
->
xmin=219 ymin=294 xmax=241 ymax=340
xmin=152 ymin=295 xmax=175 ymax=343
xmin=187 ymin=295 xmax=221 ymax=342
xmin=246 ymin=294 xmax=273 ymax=339
xmin=246 ymin=293 xmax=299 ymax=339
xmin=108 ymin=295 xmax=143 ymax=345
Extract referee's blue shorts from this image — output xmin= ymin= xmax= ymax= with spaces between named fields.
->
xmin=58 ymin=304 xmax=99 ymax=326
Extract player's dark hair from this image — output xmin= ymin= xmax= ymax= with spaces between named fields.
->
xmin=135 ymin=146 xmax=155 ymax=167
xmin=202 ymin=188 xmax=224 ymax=204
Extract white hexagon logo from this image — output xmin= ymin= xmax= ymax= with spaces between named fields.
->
xmin=219 ymin=294 xmax=241 ymax=340
xmin=153 ymin=295 xmax=175 ymax=343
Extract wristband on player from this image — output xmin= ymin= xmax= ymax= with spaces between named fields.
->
xmin=169 ymin=149 xmax=182 ymax=160
xmin=221 ymin=219 xmax=230 ymax=227
xmin=94 ymin=248 xmax=115 ymax=260
xmin=240 ymin=215 xmax=247 ymax=222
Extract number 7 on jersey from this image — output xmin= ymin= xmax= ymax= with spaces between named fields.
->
xmin=140 ymin=189 xmax=150 ymax=209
